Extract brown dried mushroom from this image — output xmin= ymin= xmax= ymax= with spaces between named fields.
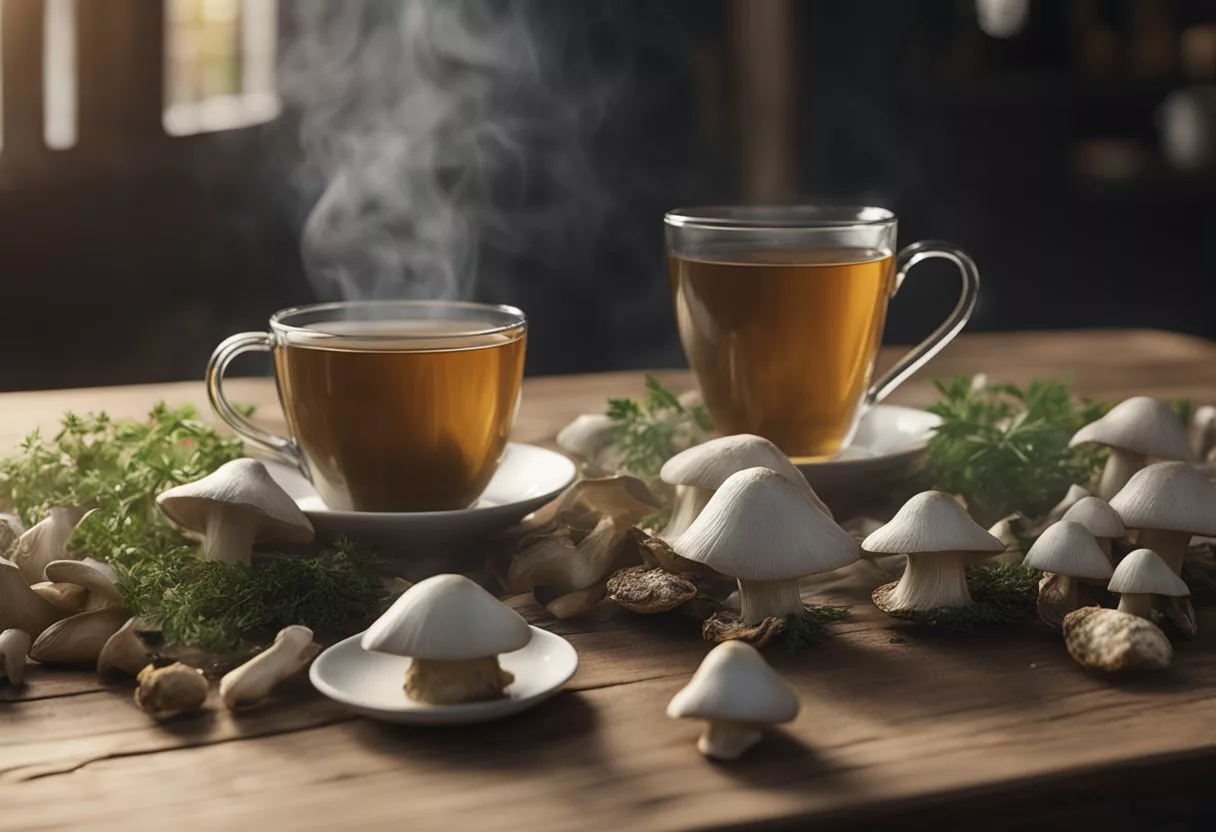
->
xmin=606 ymin=566 xmax=697 ymax=614
xmin=135 ymin=663 xmax=210 ymax=718
xmin=1062 ymin=606 xmax=1172 ymax=672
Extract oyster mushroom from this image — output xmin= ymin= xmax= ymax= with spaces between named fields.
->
xmin=135 ymin=662 xmax=209 ymax=719
xmin=863 ymin=491 xmax=1004 ymax=615
xmin=1109 ymin=461 xmax=1216 ymax=574
xmin=361 ymin=574 xmax=532 ymax=705
xmin=156 ymin=458 xmax=314 ymax=566
xmin=666 ymin=641 xmax=800 ymax=761
xmin=0 ymin=559 xmax=68 ymax=637
xmin=672 ymin=467 xmax=857 ymax=625
xmin=607 ymin=565 xmax=698 ymax=614
xmin=220 ymin=625 xmax=321 ymax=708
xmin=1069 ymin=396 xmax=1193 ymax=500
xmin=97 ymin=618 xmax=155 ymax=677
xmin=1062 ymin=606 xmax=1172 ymax=672
xmin=29 ymin=606 xmax=127 ymax=665
xmin=9 ymin=506 xmax=86 ymax=584
xmin=1021 ymin=520 xmax=1114 ymax=627
xmin=659 ymin=434 xmax=831 ymax=540
xmin=0 ymin=628 xmax=31 ymax=685
xmin=1107 ymin=548 xmax=1190 ymax=621
xmin=1060 ymin=496 xmax=1126 ymax=566
xmin=43 ymin=559 xmax=122 ymax=610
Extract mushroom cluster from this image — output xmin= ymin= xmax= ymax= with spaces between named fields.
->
xmin=1022 ymin=520 xmax=1113 ymax=627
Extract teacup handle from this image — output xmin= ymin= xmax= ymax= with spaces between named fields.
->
xmin=206 ymin=332 xmax=307 ymax=473
xmin=865 ymin=240 xmax=980 ymax=406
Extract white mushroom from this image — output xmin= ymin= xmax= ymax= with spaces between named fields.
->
xmin=0 ymin=559 xmax=68 ymax=637
xmin=1044 ymin=484 xmax=1091 ymax=525
xmin=135 ymin=663 xmax=209 ymax=719
xmin=660 ymin=434 xmax=832 ymax=541
xmin=97 ymin=618 xmax=154 ymax=677
xmin=1107 ymin=548 xmax=1190 ymax=620
xmin=361 ymin=574 xmax=532 ymax=705
xmin=555 ymin=414 xmax=624 ymax=476
xmin=863 ymin=491 xmax=1005 ymax=613
xmin=671 ymin=467 xmax=857 ymax=625
xmin=1069 ymin=397 xmax=1193 ymax=500
xmin=1022 ymin=520 xmax=1114 ymax=625
xmin=9 ymin=506 xmax=86 ymax=584
xmin=1190 ymin=405 xmax=1216 ymax=460
xmin=43 ymin=559 xmax=122 ymax=610
xmin=1059 ymin=496 xmax=1126 ymax=565
xmin=29 ymin=606 xmax=127 ymax=665
xmin=0 ymin=628 xmax=32 ymax=685
xmin=1109 ymin=461 xmax=1216 ymax=574
xmin=220 ymin=625 xmax=321 ymax=708
xmin=666 ymin=641 xmax=800 ymax=761
xmin=156 ymin=458 xmax=315 ymax=565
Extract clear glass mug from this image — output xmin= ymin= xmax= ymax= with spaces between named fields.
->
xmin=666 ymin=205 xmax=978 ymax=460
xmin=206 ymin=300 xmax=528 ymax=512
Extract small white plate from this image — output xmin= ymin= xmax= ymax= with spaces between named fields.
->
xmin=263 ymin=442 xmax=576 ymax=549
xmin=797 ymin=404 xmax=941 ymax=504
xmin=309 ymin=626 xmax=579 ymax=725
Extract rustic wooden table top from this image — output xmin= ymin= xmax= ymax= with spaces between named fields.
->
xmin=5 ymin=329 xmax=1216 ymax=832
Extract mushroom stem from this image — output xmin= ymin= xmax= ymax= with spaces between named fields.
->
xmin=1096 ymin=537 xmax=1114 ymax=566
xmin=404 ymin=656 xmax=515 ymax=705
xmin=1055 ymin=574 xmax=1079 ymax=610
xmin=661 ymin=485 xmax=712 ymax=541
xmin=201 ymin=505 xmax=259 ymax=566
xmin=1136 ymin=528 xmax=1192 ymax=575
xmin=699 ymin=719 xmax=764 ymax=761
xmin=884 ymin=551 xmax=972 ymax=611
xmin=1097 ymin=449 xmax=1146 ymax=501
xmin=0 ymin=629 xmax=32 ymax=685
xmin=737 ymin=579 xmax=805 ymax=625
xmin=1117 ymin=593 xmax=1154 ymax=620
xmin=220 ymin=625 xmax=320 ymax=708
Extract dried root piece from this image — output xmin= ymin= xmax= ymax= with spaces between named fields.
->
xmin=135 ymin=662 xmax=209 ymax=718
xmin=606 ymin=566 xmax=697 ymax=614
xmin=1062 ymin=606 xmax=1172 ymax=672
xmin=405 ymin=656 xmax=514 ymax=705
xmin=701 ymin=611 xmax=785 ymax=649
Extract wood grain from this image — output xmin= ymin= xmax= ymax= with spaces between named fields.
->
xmin=4 ymin=329 xmax=1216 ymax=832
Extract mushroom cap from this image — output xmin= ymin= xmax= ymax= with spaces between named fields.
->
xmin=43 ymin=559 xmax=122 ymax=608
xmin=660 ymin=434 xmax=829 ymax=516
xmin=361 ymin=573 xmax=531 ymax=661
xmin=671 ymin=467 xmax=857 ymax=581
xmin=1060 ymin=496 xmax=1126 ymax=539
xmin=157 ymin=459 xmax=314 ymax=544
xmin=1069 ymin=396 xmax=1193 ymax=460
xmin=1108 ymin=461 xmax=1216 ymax=536
xmin=666 ymin=641 xmax=799 ymax=724
xmin=1021 ymin=521 xmax=1114 ymax=581
xmin=1108 ymin=548 xmax=1190 ymax=597
xmin=555 ymin=414 xmax=616 ymax=458
xmin=862 ymin=491 xmax=1004 ymax=555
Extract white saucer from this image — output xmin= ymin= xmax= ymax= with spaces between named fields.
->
xmin=263 ymin=442 xmax=576 ymax=550
xmin=309 ymin=626 xmax=579 ymax=725
xmin=796 ymin=404 xmax=941 ymax=504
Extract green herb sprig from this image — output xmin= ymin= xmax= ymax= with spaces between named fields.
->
xmin=605 ymin=375 xmax=713 ymax=482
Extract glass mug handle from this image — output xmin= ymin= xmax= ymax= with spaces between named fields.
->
xmin=205 ymin=332 xmax=305 ymax=472
xmin=865 ymin=240 xmax=981 ymax=407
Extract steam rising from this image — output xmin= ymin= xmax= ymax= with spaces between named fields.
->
xmin=280 ymin=0 xmax=618 ymax=303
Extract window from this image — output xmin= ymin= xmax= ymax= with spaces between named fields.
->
xmin=163 ymin=0 xmax=279 ymax=136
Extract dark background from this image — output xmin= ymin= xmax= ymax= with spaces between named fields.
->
xmin=2 ymin=0 xmax=1215 ymax=392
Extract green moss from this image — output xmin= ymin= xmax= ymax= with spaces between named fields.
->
xmin=874 ymin=563 xmax=1040 ymax=632
xmin=781 ymin=604 xmax=852 ymax=650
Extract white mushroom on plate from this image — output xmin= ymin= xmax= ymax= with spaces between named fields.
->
xmin=0 ymin=558 xmax=68 ymax=638
xmin=1021 ymin=520 xmax=1113 ymax=627
xmin=361 ymin=574 xmax=532 ymax=706
xmin=0 ymin=628 xmax=32 ymax=685
xmin=1109 ymin=461 xmax=1216 ymax=574
xmin=1107 ymin=548 xmax=1190 ymax=621
xmin=9 ymin=506 xmax=86 ymax=585
xmin=1069 ymin=396 xmax=1193 ymax=501
xmin=666 ymin=641 xmax=800 ymax=761
xmin=671 ymin=467 xmax=857 ymax=625
xmin=1059 ymin=496 xmax=1125 ymax=566
xmin=220 ymin=625 xmax=321 ymax=709
xmin=156 ymin=458 xmax=314 ymax=566
xmin=863 ymin=491 xmax=1004 ymax=614
xmin=659 ymin=434 xmax=831 ymax=540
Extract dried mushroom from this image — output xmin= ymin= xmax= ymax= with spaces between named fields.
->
xmin=135 ymin=662 xmax=210 ymax=718
xmin=508 ymin=514 xmax=633 ymax=594
xmin=1062 ymin=606 xmax=1172 ymax=672
xmin=607 ymin=566 xmax=697 ymax=614
xmin=701 ymin=612 xmax=786 ymax=649
xmin=220 ymin=625 xmax=321 ymax=708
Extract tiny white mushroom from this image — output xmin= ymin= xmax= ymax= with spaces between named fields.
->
xmin=672 ymin=467 xmax=857 ymax=625
xmin=29 ymin=606 xmax=128 ymax=665
xmin=0 ymin=559 xmax=68 ymax=637
xmin=1190 ymin=405 xmax=1216 ymax=460
xmin=157 ymin=458 xmax=315 ymax=566
xmin=362 ymin=574 xmax=532 ymax=705
xmin=9 ymin=506 xmax=86 ymax=585
xmin=1022 ymin=520 xmax=1114 ymax=626
xmin=220 ymin=625 xmax=321 ymax=708
xmin=863 ymin=492 xmax=1004 ymax=613
xmin=1060 ymin=496 xmax=1126 ymax=565
xmin=659 ymin=434 xmax=831 ymax=540
xmin=98 ymin=618 xmax=155 ymax=677
xmin=666 ymin=641 xmax=800 ymax=761
xmin=1109 ymin=461 xmax=1216 ymax=574
xmin=0 ymin=628 xmax=32 ymax=685
xmin=1044 ymin=484 xmax=1091 ymax=525
xmin=1069 ymin=397 xmax=1193 ymax=500
xmin=1107 ymin=548 xmax=1190 ymax=620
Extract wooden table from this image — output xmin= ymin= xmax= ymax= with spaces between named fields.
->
xmin=5 ymin=330 xmax=1216 ymax=832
